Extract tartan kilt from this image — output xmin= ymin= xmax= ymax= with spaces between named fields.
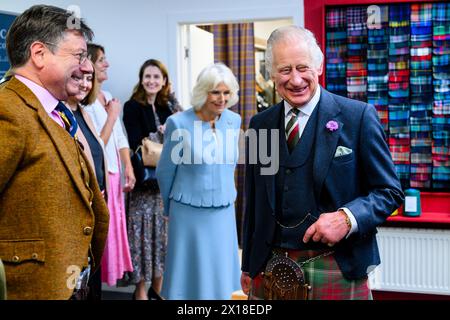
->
xmin=249 ymin=249 xmax=372 ymax=300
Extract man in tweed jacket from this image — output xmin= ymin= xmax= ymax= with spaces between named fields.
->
xmin=0 ymin=5 xmax=109 ymax=300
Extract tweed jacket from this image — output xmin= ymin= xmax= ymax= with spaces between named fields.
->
xmin=0 ymin=77 xmax=109 ymax=300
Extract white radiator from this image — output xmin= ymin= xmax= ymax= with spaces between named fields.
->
xmin=369 ymin=227 xmax=450 ymax=295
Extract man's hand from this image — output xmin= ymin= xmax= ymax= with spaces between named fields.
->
xmin=302 ymin=210 xmax=350 ymax=247
xmin=240 ymin=272 xmax=251 ymax=295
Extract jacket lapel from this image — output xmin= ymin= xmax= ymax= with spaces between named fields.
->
xmin=261 ymin=102 xmax=284 ymax=210
xmin=313 ymin=88 xmax=343 ymax=198
xmin=8 ymin=78 xmax=92 ymax=209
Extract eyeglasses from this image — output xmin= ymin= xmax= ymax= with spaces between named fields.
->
xmin=44 ymin=42 xmax=88 ymax=65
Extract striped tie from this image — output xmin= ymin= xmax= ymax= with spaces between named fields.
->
xmin=55 ymin=101 xmax=78 ymax=138
xmin=286 ymin=108 xmax=300 ymax=152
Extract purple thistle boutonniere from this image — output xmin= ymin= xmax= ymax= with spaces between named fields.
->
xmin=326 ymin=120 xmax=339 ymax=132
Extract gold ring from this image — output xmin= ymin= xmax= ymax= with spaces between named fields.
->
xmin=327 ymin=243 xmax=334 ymax=247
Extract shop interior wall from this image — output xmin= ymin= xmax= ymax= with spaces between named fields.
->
xmin=1 ymin=0 xmax=303 ymax=105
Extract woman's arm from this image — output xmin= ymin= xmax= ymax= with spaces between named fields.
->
xmin=119 ymin=147 xmax=135 ymax=192
xmin=156 ymin=116 xmax=180 ymax=215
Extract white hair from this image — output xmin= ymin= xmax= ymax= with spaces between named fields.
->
xmin=191 ymin=62 xmax=240 ymax=111
xmin=265 ymin=25 xmax=324 ymax=75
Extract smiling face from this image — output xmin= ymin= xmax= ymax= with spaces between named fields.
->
xmin=200 ymin=82 xmax=230 ymax=119
xmin=271 ymin=40 xmax=323 ymax=107
xmin=75 ymin=68 xmax=94 ymax=102
xmin=40 ymin=31 xmax=91 ymax=100
xmin=93 ymin=49 xmax=109 ymax=83
xmin=141 ymin=65 xmax=166 ymax=98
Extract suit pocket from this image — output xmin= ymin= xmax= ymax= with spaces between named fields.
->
xmin=332 ymin=152 xmax=354 ymax=164
xmin=0 ymin=239 xmax=45 ymax=274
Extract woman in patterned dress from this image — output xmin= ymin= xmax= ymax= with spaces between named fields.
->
xmin=122 ymin=59 xmax=181 ymax=300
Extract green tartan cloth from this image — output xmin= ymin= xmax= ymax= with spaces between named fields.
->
xmin=249 ymin=249 xmax=372 ymax=300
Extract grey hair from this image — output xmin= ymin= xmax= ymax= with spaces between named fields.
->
xmin=191 ymin=62 xmax=240 ymax=111
xmin=265 ymin=25 xmax=324 ymax=75
xmin=6 ymin=5 xmax=94 ymax=68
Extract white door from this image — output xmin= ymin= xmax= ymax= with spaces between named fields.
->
xmin=180 ymin=25 xmax=214 ymax=108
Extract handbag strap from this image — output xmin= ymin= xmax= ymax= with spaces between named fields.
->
xmin=152 ymin=104 xmax=162 ymax=128
xmin=148 ymin=104 xmax=164 ymax=144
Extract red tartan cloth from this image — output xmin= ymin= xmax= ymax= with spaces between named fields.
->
xmin=249 ymin=249 xmax=372 ymax=300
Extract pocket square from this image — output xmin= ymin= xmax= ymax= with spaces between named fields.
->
xmin=334 ymin=146 xmax=353 ymax=158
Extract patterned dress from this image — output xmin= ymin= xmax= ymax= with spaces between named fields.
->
xmin=121 ymin=184 xmax=168 ymax=283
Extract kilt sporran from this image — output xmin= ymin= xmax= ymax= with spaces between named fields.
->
xmin=263 ymin=254 xmax=309 ymax=300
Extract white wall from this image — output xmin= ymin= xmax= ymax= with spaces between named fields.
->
xmin=1 ymin=0 xmax=303 ymax=104
xmin=254 ymin=19 xmax=294 ymax=42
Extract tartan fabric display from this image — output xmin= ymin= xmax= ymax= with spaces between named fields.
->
xmin=346 ymin=6 xmax=367 ymax=102
xmin=326 ymin=7 xmax=347 ymax=97
xmin=410 ymin=3 xmax=434 ymax=187
xmin=433 ymin=100 xmax=450 ymax=115
xmin=432 ymin=2 xmax=449 ymax=188
xmin=325 ymin=2 xmax=449 ymax=190
xmin=388 ymin=4 xmax=411 ymax=188
xmin=410 ymin=3 xmax=433 ymax=188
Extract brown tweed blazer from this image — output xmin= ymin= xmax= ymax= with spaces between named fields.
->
xmin=0 ymin=77 xmax=109 ymax=300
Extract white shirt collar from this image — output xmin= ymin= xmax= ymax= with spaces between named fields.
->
xmin=284 ymin=85 xmax=321 ymax=117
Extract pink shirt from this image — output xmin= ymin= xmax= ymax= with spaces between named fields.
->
xmin=15 ymin=75 xmax=65 ymax=128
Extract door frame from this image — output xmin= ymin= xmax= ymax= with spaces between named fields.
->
xmin=167 ymin=5 xmax=303 ymax=103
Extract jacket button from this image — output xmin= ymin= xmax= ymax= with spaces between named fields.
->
xmin=83 ymin=226 xmax=93 ymax=235
xmin=285 ymin=169 xmax=292 ymax=174
xmin=12 ymin=255 xmax=20 ymax=263
xmin=284 ymin=186 xmax=289 ymax=191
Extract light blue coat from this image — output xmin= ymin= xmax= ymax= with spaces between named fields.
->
xmin=156 ymin=107 xmax=242 ymax=214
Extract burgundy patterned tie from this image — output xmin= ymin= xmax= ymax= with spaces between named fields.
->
xmin=286 ymin=108 xmax=300 ymax=152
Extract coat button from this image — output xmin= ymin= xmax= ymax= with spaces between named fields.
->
xmin=284 ymin=186 xmax=289 ymax=191
xmin=83 ymin=226 xmax=93 ymax=235
xmin=12 ymin=255 xmax=20 ymax=263
xmin=31 ymin=253 xmax=39 ymax=259
xmin=285 ymin=169 xmax=292 ymax=174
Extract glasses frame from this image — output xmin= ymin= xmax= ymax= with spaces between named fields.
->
xmin=44 ymin=41 xmax=88 ymax=65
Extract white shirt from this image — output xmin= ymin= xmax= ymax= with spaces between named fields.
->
xmin=283 ymin=86 xmax=358 ymax=236
xmin=84 ymin=90 xmax=129 ymax=174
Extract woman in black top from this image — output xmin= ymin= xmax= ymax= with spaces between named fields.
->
xmin=122 ymin=59 xmax=181 ymax=300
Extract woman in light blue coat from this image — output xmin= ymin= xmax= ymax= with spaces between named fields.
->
xmin=156 ymin=63 xmax=242 ymax=299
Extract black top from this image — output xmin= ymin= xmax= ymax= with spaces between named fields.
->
xmin=73 ymin=107 xmax=106 ymax=191
xmin=123 ymin=98 xmax=174 ymax=151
